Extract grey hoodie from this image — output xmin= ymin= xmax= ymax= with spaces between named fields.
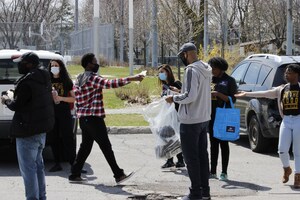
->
xmin=173 ymin=60 xmax=212 ymax=124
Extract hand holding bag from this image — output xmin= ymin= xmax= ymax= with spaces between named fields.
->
xmin=213 ymin=96 xmax=240 ymax=141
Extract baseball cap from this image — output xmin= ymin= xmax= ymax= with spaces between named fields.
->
xmin=13 ymin=52 xmax=40 ymax=65
xmin=177 ymin=42 xmax=197 ymax=56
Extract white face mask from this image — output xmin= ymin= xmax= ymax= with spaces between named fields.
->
xmin=51 ymin=67 xmax=60 ymax=75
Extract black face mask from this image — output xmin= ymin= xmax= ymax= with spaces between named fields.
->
xmin=92 ymin=63 xmax=100 ymax=73
xmin=179 ymin=54 xmax=189 ymax=66
xmin=18 ymin=62 xmax=29 ymax=74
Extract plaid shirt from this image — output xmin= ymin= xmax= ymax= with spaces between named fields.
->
xmin=74 ymin=72 xmax=130 ymax=118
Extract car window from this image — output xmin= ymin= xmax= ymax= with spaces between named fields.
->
xmin=0 ymin=59 xmax=20 ymax=83
xmin=243 ymin=62 xmax=261 ymax=84
xmin=0 ymin=59 xmax=51 ymax=84
xmin=231 ymin=63 xmax=249 ymax=84
xmin=273 ymin=65 xmax=288 ymax=86
xmin=257 ymin=64 xmax=272 ymax=85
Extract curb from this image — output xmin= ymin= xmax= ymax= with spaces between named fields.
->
xmin=77 ymin=126 xmax=152 ymax=135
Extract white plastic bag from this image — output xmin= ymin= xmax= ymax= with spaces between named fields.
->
xmin=143 ymin=98 xmax=181 ymax=159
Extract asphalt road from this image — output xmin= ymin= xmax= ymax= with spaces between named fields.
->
xmin=0 ymin=134 xmax=299 ymax=200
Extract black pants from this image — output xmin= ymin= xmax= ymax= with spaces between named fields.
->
xmin=71 ymin=116 xmax=124 ymax=179
xmin=49 ymin=106 xmax=76 ymax=165
xmin=209 ymin=121 xmax=229 ymax=174
xmin=180 ymin=122 xmax=210 ymax=198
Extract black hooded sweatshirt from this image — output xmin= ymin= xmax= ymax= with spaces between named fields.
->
xmin=7 ymin=67 xmax=54 ymax=138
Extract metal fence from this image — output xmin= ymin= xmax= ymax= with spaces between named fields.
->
xmin=69 ymin=24 xmax=115 ymax=62
xmin=0 ymin=22 xmax=115 ymax=62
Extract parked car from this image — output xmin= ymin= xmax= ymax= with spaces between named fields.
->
xmin=0 ymin=49 xmax=77 ymax=147
xmin=231 ymin=54 xmax=300 ymax=153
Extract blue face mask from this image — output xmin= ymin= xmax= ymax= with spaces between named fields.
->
xmin=159 ymin=72 xmax=167 ymax=81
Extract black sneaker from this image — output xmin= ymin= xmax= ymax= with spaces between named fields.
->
xmin=175 ymin=161 xmax=185 ymax=168
xmin=115 ymin=171 xmax=135 ymax=185
xmin=49 ymin=163 xmax=63 ymax=172
xmin=202 ymin=187 xmax=211 ymax=200
xmin=161 ymin=161 xmax=175 ymax=169
xmin=68 ymin=175 xmax=87 ymax=183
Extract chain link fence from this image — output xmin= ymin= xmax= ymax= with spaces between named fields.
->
xmin=0 ymin=22 xmax=115 ymax=63
xmin=69 ymin=24 xmax=115 ymax=62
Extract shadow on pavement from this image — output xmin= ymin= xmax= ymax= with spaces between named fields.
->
xmin=161 ymin=168 xmax=188 ymax=177
xmin=222 ymin=179 xmax=272 ymax=191
xmin=77 ymin=182 xmax=135 ymax=197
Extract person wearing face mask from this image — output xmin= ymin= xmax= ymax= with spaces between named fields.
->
xmin=47 ymin=59 xmax=77 ymax=173
xmin=1 ymin=52 xmax=54 ymax=200
xmin=158 ymin=64 xmax=185 ymax=169
xmin=207 ymin=57 xmax=238 ymax=181
xmin=165 ymin=43 xmax=212 ymax=200
xmin=69 ymin=53 xmax=145 ymax=184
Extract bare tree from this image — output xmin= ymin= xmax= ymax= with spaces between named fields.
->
xmin=0 ymin=0 xmax=73 ymax=49
xmin=176 ymin=0 xmax=204 ymax=49
xmin=257 ymin=0 xmax=286 ymax=54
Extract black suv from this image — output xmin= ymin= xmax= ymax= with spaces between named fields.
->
xmin=231 ymin=54 xmax=300 ymax=152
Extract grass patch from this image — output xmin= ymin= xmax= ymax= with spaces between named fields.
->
xmin=67 ymin=65 xmax=141 ymax=79
xmin=105 ymin=114 xmax=149 ymax=126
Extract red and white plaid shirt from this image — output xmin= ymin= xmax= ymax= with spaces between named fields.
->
xmin=74 ymin=72 xmax=130 ymax=118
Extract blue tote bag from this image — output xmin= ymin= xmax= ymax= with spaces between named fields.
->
xmin=213 ymin=97 xmax=240 ymax=141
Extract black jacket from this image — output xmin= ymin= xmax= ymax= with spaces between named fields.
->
xmin=7 ymin=67 xmax=54 ymax=138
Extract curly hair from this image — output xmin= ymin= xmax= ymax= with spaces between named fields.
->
xmin=286 ymin=63 xmax=300 ymax=75
xmin=208 ymin=57 xmax=229 ymax=71
xmin=81 ymin=53 xmax=95 ymax=68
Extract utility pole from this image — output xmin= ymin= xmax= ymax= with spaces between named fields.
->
xmin=286 ymin=0 xmax=293 ymax=55
xmin=129 ymin=0 xmax=134 ymax=75
xmin=75 ymin=0 xmax=79 ymax=31
xmin=221 ymin=0 xmax=228 ymax=58
xmin=177 ymin=0 xmax=180 ymax=80
xmin=145 ymin=0 xmax=150 ymax=67
xmin=93 ymin=0 xmax=100 ymax=69
xmin=119 ymin=0 xmax=124 ymax=64
xmin=203 ymin=0 xmax=208 ymax=57
xmin=152 ymin=0 xmax=158 ymax=68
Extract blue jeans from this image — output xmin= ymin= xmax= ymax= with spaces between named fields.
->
xmin=278 ymin=115 xmax=300 ymax=173
xmin=180 ymin=122 xmax=210 ymax=199
xmin=16 ymin=133 xmax=46 ymax=200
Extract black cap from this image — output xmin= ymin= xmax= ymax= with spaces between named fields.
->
xmin=13 ymin=52 xmax=40 ymax=65
xmin=177 ymin=42 xmax=197 ymax=56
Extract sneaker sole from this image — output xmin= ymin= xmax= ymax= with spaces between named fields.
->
xmin=116 ymin=171 xmax=135 ymax=185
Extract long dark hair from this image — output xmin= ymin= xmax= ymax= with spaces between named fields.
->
xmin=48 ymin=59 xmax=73 ymax=91
xmin=158 ymin=64 xmax=175 ymax=86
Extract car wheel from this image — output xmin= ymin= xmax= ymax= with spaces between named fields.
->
xmin=248 ymin=115 xmax=269 ymax=153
